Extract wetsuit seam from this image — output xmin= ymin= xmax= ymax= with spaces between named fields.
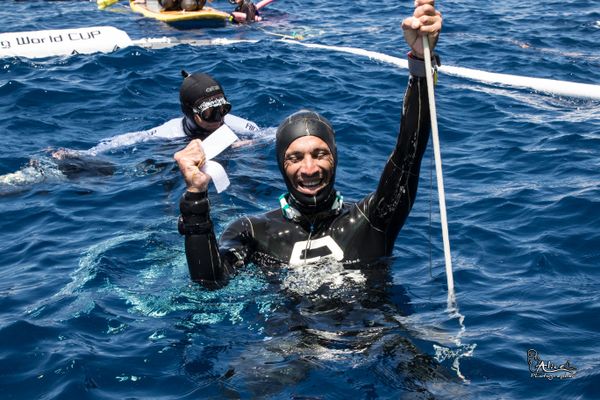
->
xmin=356 ymin=203 xmax=384 ymax=233
xmin=401 ymin=79 xmax=423 ymax=214
xmin=398 ymin=79 xmax=422 ymax=215
xmin=388 ymin=156 xmax=399 ymax=170
xmin=395 ymin=78 xmax=422 ymax=216
xmin=208 ymin=234 xmax=219 ymax=280
xmin=245 ymin=216 xmax=255 ymax=239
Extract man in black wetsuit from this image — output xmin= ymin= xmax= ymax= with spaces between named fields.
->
xmin=175 ymin=0 xmax=443 ymax=285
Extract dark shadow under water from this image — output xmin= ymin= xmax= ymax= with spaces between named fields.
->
xmin=182 ymin=261 xmax=462 ymax=399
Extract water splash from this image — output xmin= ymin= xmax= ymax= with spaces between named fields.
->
xmin=281 ymin=257 xmax=366 ymax=295
xmin=0 ymin=157 xmax=64 ymax=188
xmin=432 ymin=302 xmax=477 ymax=383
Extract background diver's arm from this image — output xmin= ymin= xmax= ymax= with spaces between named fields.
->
xmin=51 ymin=117 xmax=185 ymax=160
xmin=54 ymin=115 xmax=259 ymax=159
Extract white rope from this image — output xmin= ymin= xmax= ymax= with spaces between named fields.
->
xmin=422 ymin=35 xmax=456 ymax=307
xmin=282 ymin=39 xmax=600 ymax=101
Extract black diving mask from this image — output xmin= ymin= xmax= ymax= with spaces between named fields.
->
xmin=193 ymin=97 xmax=232 ymax=123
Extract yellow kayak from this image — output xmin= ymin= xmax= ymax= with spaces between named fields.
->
xmin=129 ymin=1 xmax=230 ymax=29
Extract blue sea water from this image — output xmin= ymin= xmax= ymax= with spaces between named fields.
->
xmin=1 ymin=0 xmax=599 ymax=398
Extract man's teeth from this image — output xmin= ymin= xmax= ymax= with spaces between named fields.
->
xmin=302 ymin=178 xmax=321 ymax=188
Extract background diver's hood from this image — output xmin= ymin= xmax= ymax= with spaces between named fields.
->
xmin=275 ymin=110 xmax=338 ymax=213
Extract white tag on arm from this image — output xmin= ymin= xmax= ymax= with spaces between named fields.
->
xmin=199 ymin=124 xmax=239 ymax=193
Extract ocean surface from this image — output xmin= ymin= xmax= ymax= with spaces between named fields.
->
xmin=1 ymin=0 xmax=599 ymax=398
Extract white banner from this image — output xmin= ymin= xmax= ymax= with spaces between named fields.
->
xmin=0 ymin=26 xmax=133 ymax=59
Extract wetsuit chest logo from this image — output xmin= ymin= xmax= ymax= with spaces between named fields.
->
xmin=289 ymin=235 xmax=344 ymax=265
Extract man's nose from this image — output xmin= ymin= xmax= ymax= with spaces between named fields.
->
xmin=300 ymin=155 xmax=319 ymax=175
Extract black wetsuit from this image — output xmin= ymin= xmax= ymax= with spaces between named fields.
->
xmin=233 ymin=0 xmax=258 ymax=22
xmin=179 ymin=74 xmax=431 ymax=284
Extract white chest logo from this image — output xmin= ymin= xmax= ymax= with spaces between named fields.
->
xmin=289 ymin=235 xmax=344 ymax=266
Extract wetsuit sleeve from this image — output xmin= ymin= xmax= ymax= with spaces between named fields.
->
xmin=84 ymin=118 xmax=184 ymax=156
xmin=179 ymin=191 xmax=253 ymax=286
xmin=366 ymin=58 xmax=432 ymax=248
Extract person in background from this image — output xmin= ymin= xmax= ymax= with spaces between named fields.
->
xmin=52 ymin=70 xmax=259 ymax=160
xmin=229 ymin=0 xmax=259 ymax=23
xmin=178 ymin=70 xmax=242 ymax=140
xmin=158 ymin=0 xmax=206 ymax=11
xmin=174 ymin=0 xmax=442 ymax=285
xmin=100 ymin=0 xmax=207 ymax=11
xmin=55 ymin=71 xmax=260 ymax=154
xmin=0 ymin=71 xmax=258 ymax=185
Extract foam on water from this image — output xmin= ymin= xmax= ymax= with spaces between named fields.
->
xmin=281 ymin=257 xmax=367 ymax=295
xmin=0 ymin=157 xmax=64 ymax=187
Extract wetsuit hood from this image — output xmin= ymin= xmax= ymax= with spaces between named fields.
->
xmin=182 ymin=115 xmax=213 ymax=140
xmin=276 ymin=110 xmax=337 ymax=213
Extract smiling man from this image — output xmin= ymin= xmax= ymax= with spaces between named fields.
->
xmin=174 ymin=0 xmax=442 ymax=284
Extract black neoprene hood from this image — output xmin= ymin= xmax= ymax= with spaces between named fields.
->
xmin=275 ymin=110 xmax=338 ymax=208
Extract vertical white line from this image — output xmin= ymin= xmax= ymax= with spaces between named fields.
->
xmin=422 ymin=35 xmax=456 ymax=307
